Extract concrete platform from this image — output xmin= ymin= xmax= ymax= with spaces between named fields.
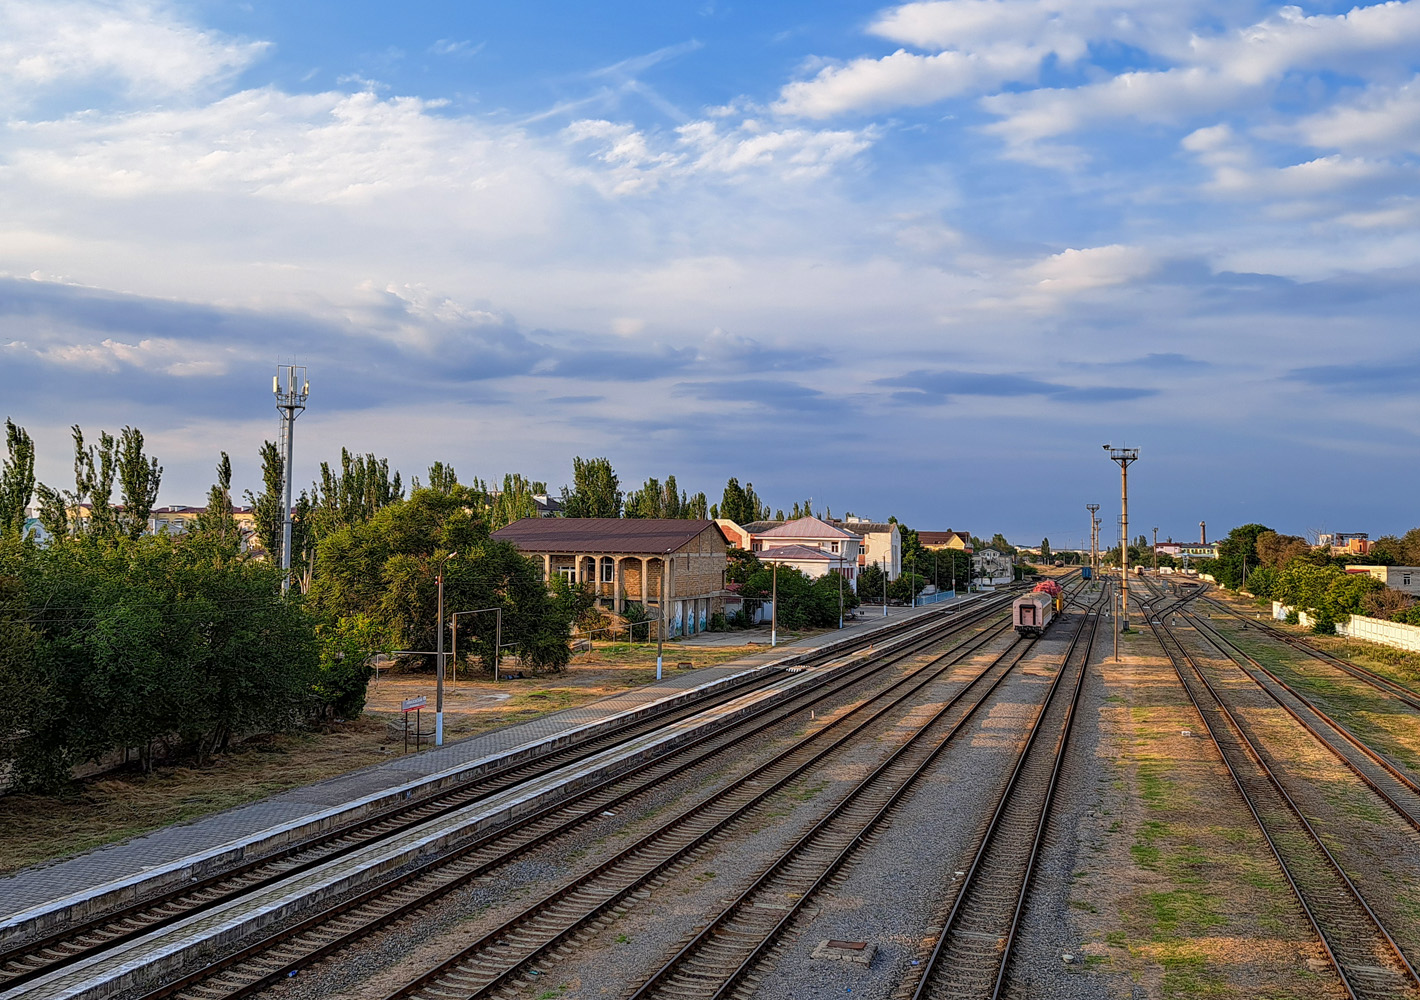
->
xmin=0 ymin=604 xmax=959 ymax=954
xmin=0 ymin=606 xmax=963 ymax=1000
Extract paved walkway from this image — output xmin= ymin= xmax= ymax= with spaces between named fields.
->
xmin=0 ymin=605 xmax=948 ymax=922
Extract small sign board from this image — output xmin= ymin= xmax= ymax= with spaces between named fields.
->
xmin=401 ymin=695 xmax=427 ymax=713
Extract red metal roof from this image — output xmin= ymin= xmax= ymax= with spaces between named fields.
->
xmin=491 ymin=518 xmax=727 ymax=554
xmin=757 ymin=516 xmax=856 ymax=540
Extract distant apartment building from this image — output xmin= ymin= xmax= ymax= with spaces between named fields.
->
xmin=1347 ymin=565 xmax=1420 ymax=596
xmin=1320 ymin=533 xmax=1371 ymax=556
xmin=832 ymin=517 xmax=901 ymax=580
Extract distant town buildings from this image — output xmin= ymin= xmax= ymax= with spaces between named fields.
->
xmin=1320 ymin=532 xmax=1371 ymax=555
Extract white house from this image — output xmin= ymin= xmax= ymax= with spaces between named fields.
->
xmin=752 ymin=516 xmax=861 ymax=590
xmin=972 ymin=548 xmax=1014 ymax=587
xmin=834 ymin=518 xmax=901 ymax=580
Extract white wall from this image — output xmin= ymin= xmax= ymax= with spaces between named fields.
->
xmin=1273 ymin=600 xmax=1420 ymax=654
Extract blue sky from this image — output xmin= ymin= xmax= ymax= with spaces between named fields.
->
xmin=2 ymin=1 xmax=1419 ymax=547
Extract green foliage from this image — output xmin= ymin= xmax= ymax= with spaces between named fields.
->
xmin=488 ymin=473 xmax=540 ymax=529
xmin=194 ymin=452 xmax=239 ymax=546
xmin=0 ymin=419 xmax=35 ymax=537
xmin=0 ymin=531 xmax=318 ymax=789
xmin=1273 ymin=562 xmax=1383 ymax=624
xmin=889 ymin=570 xmax=926 ymax=603
xmin=307 ymin=488 xmax=573 ymax=676
xmin=1040 ymin=537 xmax=1051 ymax=561
xmin=560 ymin=456 xmax=622 ymax=518
xmin=1371 ymin=529 xmax=1420 ymax=567
xmin=1213 ymin=523 xmax=1273 ymax=589
xmin=739 ymin=562 xmax=858 ymax=629
xmin=718 ymin=478 xmax=768 ymax=524
xmin=312 ymin=613 xmax=391 ymax=719
xmin=243 ymin=440 xmax=286 ymax=562
xmin=858 ymin=561 xmax=886 ymax=601
xmin=116 ymin=426 xmax=162 ymax=540
xmin=1242 ymin=565 xmax=1278 ymax=599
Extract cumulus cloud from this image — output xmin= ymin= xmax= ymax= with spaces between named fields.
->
xmin=0 ymin=0 xmax=265 ymax=107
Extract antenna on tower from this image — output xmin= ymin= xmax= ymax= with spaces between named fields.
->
xmin=273 ymin=365 xmax=310 ymax=595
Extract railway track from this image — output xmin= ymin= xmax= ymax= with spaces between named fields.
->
xmin=367 ymin=616 xmax=1043 ymax=1000
xmin=906 ymin=585 xmax=1105 ymax=1000
xmin=1160 ymin=590 xmax=1420 ymax=833
xmin=0 ymin=595 xmax=1003 ymax=995
xmin=1139 ymin=589 xmax=1420 ymax=1000
xmin=624 ymin=596 xmax=1103 ymax=1000
xmin=1202 ymin=594 xmax=1420 ymax=712
xmin=133 ymin=593 xmax=1028 ymax=1000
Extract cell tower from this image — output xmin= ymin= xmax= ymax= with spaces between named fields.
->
xmin=274 ymin=366 xmax=309 ymax=594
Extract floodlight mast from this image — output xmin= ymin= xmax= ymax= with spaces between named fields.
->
xmin=274 ymin=366 xmax=309 ymax=594
xmin=1103 ymin=445 xmax=1140 ymax=632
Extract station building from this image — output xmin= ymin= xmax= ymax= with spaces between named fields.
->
xmin=490 ymin=517 xmax=732 ymax=636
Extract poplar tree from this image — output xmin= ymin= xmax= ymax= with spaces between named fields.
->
xmin=0 ymin=419 xmax=35 ymax=536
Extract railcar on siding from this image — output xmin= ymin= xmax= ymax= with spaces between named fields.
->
xmin=1012 ymin=592 xmax=1055 ymax=636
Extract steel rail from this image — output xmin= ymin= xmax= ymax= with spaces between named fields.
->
xmin=1138 ymin=590 xmax=1420 ymax=1000
xmin=633 ymin=585 xmax=1105 ymax=1000
xmin=376 ymin=627 xmax=1042 ymax=1000
xmin=138 ymin=595 xmax=1024 ymax=1000
xmin=908 ymin=585 xmax=1106 ymax=1000
xmin=0 ymin=593 xmax=999 ymax=992
xmin=626 ymin=621 xmax=1059 ymax=999
xmin=1202 ymin=595 xmax=1420 ymax=712
xmin=1174 ymin=599 xmax=1420 ymax=832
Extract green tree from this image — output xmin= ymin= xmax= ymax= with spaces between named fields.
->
xmin=858 ymin=561 xmax=886 ymax=603
xmin=1208 ymin=523 xmax=1273 ymax=589
xmin=194 ymin=452 xmax=238 ymax=546
xmin=0 ymin=419 xmax=35 ymax=537
xmin=116 ymin=426 xmax=162 ymax=540
xmin=561 ymin=456 xmax=622 ymax=518
xmin=1040 ymin=537 xmax=1051 ymax=562
xmin=417 ymin=461 xmax=460 ymax=494
xmin=244 ymin=440 xmax=286 ymax=561
xmin=489 ymin=473 xmax=540 ymax=529
xmin=307 ymin=488 xmax=573 ymax=675
xmin=719 ymin=477 xmax=751 ymax=524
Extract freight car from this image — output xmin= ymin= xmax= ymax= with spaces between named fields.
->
xmin=1012 ymin=592 xmax=1056 ymax=636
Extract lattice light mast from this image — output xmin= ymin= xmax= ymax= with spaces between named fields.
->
xmin=274 ymin=366 xmax=309 ymax=594
xmin=1104 ymin=446 xmax=1139 ymax=630
xmin=1086 ymin=504 xmax=1100 ymax=578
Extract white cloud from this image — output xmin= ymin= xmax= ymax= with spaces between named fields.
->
xmin=0 ymin=0 xmax=265 ymax=107
xmin=1286 ymin=76 xmax=1420 ymax=154
xmin=4 ymin=333 xmax=241 ymax=376
xmin=983 ymin=2 xmax=1420 ymax=155
xmin=775 ymin=47 xmax=1045 ymax=118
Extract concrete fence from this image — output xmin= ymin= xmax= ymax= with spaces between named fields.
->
xmin=1272 ymin=601 xmax=1420 ymax=653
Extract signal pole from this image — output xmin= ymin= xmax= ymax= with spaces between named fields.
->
xmin=1104 ymin=446 xmax=1139 ymax=631
xmin=1152 ymin=526 xmax=1159 ymax=572
xmin=1086 ymin=504 xmax=1100 ymax=581
xmin=274 ymin=366 xmax=309 ymax=594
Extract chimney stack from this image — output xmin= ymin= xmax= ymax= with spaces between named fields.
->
xmin=1200 ymin=520 xmax=1207 ymax=545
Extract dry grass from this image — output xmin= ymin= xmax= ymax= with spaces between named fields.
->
xmin=0 ymin=638 xmax=765 ymax=876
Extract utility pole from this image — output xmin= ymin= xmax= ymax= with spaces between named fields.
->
xmin=273 ymin=365 xmax=309 ymax=595
xmin=1152 ymin=526 xmax=1159 ymax=572
xmin=881 ymin=555 xmax=888 ymax=616
xmin=1086 ymin=504 xmax=1100 ymax=581
xmin=435 ymin=551 xmax=457 ymax=746
xmin=770 ymin=560 xmax=779 ymax=647
xmin=1104 ymin=446 xmax=1139 ymax=632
